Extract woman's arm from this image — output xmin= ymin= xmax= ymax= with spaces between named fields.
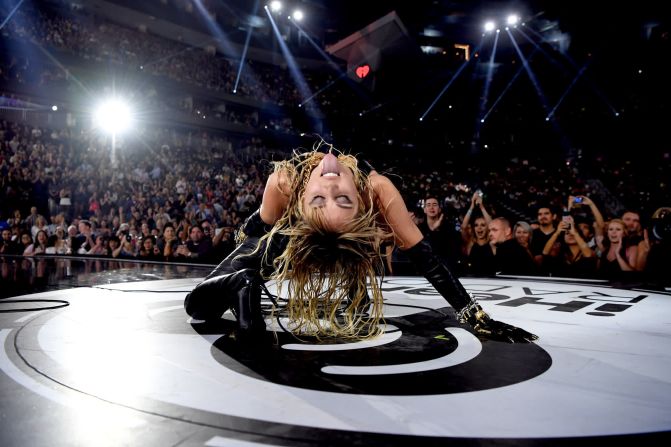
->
xmin=259 ymin=171 xmax=290 ymax=225
xmin=369 ymin=173 xmax=423 ymax=249
xmin=635 ymin=230 xmax=651 ymax=271
xmin=542 ymin=223 xmax=564 ymax=256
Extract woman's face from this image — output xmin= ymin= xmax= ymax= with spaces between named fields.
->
xmin=607 ymin=222 xmax=625 ymax=243
xmin=143 ymin=238 xmax=153 ymax=250
xmin=514 ymin=226 xmax=530 ymax=245
xmin=37 ymin=231 xmax=48 ymax=244
xmin=302 ymin=153 xmax=358 ymax=231
xmin=473 ymin=218 xmax=488 ymax=239
xmin=578 ymin=222 xmax=592 ymax=239
xmin=21 ymin=234 xmax=32 ymax=245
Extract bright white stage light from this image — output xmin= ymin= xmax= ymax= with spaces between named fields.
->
xmin=507 ymin=14 xmax=519 ymax=26
xmin=292 ymin=9 xmax=304 ymax=21
xmin=93 ymin=98 xmax=133 ymax=134
xmin=484 ymin=21 xmax=496 ymax=32
xmin=51 ymin=105 xmax=58 ymax=111
xmin=269 ymin=1 xmax=282 ymax=12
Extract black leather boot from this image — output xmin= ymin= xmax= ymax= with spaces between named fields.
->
xmin=404 ymin=239 xmax=537 ymax=343
xmin=185 ymin=209 xmax=275 ymax=333
xmin=185 ymin=268 xmax=265 ymax=333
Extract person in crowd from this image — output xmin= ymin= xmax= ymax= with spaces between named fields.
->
xmin=17 ymin=232 xmax=34 ymax=254
xmin=207 ymin=220 xmax=234 ymax=263
xmin=65 ymin=224 xmax=79 ymax=254
xmin=23 ymin=230 xmax=49 ymax=256
xmin=418 ymin=195 xmax=462 ymax=271
xmin=23 ymin=206 xmax=42 ymax=230
xmin=111 ymin=231 xmax=136 ymax=259
xmin=137 ymin=236 xmax=162 ymax=261
xmin=541 ymin=216 xmax=597 ymax=278
xmin=86 ymin=234 xmax=108 ymax=256
xmin=106 ymin=236 xmax=121 ymax=258
xmin=175 ymin=225 xmax=213 ymax=261
xmin=46 ymin=226 xmax=68 ymax=254
xmin=76 ymin=219 xmax=96 ymax=254
xmin=568 ymin=195 xmax=604 ymax=254
xmin=0 ymin=228 xmax=19 ymax=255
xmin=185 ymin=146 xmax=537 ymax=343
xmin=529 ymin=205 xmax=558 ymax=266
xmin=488 ymin=217 xmax=538 ymax=276
xmin=461 ymin=191 xmax=494 ymax=276
xmin=597 ymin=218 xmax=638 ymax=276
xmin=157 ymin=224 xmax=180 ymax=260
xmin=621 ymin=210 xmax=643 ymax=249
xmin=513 ymin=221 xmax=534 ymax=261
xmin=635 ymin=207 xmax=671 ymax=280
xmin=30 ymin=214 xmax=49 ymax=239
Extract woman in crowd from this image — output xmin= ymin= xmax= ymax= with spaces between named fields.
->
xmin=461 ymin=191 xmax=494 ymax=275
xmin=46 ymin=226 xmax=68 ymax=254
xmin=137 ymin=236 xmax=162 ymax=261
xmin=597 ymin=218 xmax=637 ymax=275
xmin=23 ymin=230 xmax=49 ymax=256
xmin=185 ymin=144 xmax=537 ymax=343
xmin=513 ymin=221 xmax=535 ymax=263
xmin=86 ymin=234 xmax=108 ymax=256
xmin=541 ymin=216 xmax=597 ymax=278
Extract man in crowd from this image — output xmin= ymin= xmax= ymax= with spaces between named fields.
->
xmin=489 ymin=217 xmax=538 ymax=276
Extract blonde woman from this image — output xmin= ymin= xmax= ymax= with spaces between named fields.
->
xmin=597 ymin=218 xmax=637 ymax=275
xmin=185 ymin=144 xmax=536 ymax=343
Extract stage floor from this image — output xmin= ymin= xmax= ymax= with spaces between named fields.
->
xmin=1 ymin=258 xmax=670 ymax=446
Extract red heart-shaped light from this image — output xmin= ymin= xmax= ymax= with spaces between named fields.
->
xmin=355 ymin=64 xmax=370 ymax=79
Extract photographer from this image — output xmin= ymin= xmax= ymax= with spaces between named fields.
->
xmin=113 ymin=223 xmax=137 ymax=258
xmin=636 ymin=207 xmax=671 ymax=283
xmin=568 ymin=195 xmax=604 ymax=255
xmin=541 ymin=215 xmax=597 ymax=278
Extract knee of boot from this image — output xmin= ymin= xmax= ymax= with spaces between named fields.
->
xmin=184 ymin=279 xmax=231 ymax=320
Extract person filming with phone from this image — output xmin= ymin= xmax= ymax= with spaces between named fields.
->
xmin=541 ymin=212 xmax=597 ymax=278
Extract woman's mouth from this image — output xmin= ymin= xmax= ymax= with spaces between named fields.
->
xmin=321 ymin=153 xmax=341 ymax=177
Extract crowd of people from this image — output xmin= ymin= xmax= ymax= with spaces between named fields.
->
xmin=1 ymin=3 xmax=669 ymax=286
xmin=1 ymin=116 xmax=669 ymax=285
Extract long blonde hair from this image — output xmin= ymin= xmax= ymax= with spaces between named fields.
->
xmin=260 ymin=143 xmax=389 ymax=340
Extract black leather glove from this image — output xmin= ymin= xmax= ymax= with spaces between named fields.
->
xmin=404 ymin=239 xmax=538 ymax=343
xmin=236 ymin=209 xmax=273 ymax=243
xmin=358 ymin=158 xmax=377 ymax=177
xmin=458 ymin=301 xmax=538 ymax=343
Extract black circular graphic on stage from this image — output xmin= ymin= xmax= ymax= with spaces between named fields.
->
xmin=194 ymin=307 xmax=552 ymax=395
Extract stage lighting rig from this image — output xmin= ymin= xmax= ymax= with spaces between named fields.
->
xmin=291 ymin=9 xmax=304 ymax=21
xmin=93 ymin=98 xmax=133 ymax=135
xmin=507 ymin=14 xmax=520 ymax=26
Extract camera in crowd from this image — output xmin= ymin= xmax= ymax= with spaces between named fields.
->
xmin=649 ymin=209 xmax=671 ymax=241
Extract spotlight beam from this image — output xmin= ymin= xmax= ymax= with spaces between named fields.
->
xmin=0 ymin=0 xmax=25 ymax=30
xmin=140 ymin=37 xmax=214 ymax=70
xmin=506 ymin=29 xmax=573 ymax=153
xmin=34 ymin=43 xmax=91 ymax=96
xmin=520 ymin=25 xmax=620 ymax=117
xmin=420 ymin=38 xmax=484 ymax=121
xmin=290 ymin=18 xmax=373 ymax=107
xmin=515 ymin=27 xmax=568 ymax=74
xmin=265 ymin=5 xmax=324 ymax=134
xmin=233 ymin=0 xmax=260 ymax=94
xmin=477 ymin=30 xmax=500 ymax=125
xmin=505 ymin=28 xmax=551 ymax=116
xmin=481 ymin=49 xmax=539 ymax=123
xmin=546 ymin=61 xmax=590 ymax=120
